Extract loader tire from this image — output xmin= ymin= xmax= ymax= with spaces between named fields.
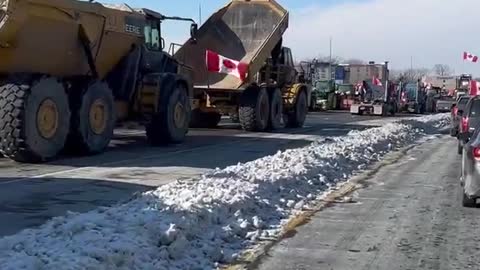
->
xmin=268 ymin=88 xmax=283 ymax=130
xmin=0 ymin=78 xmax=70 ymax=163
xmin=66 ymin=81 xmax=115 ymax=155
xmin=190 ymin=109 xmax=222 ymax=128
xmin=146 ymin=78 xmax=190 ymax=145
xmin=284 ymin=90 xmax=307 ymax=128
xmin=239 ymin=87 xmax=270 ymax=132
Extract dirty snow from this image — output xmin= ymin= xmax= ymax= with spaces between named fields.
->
xmin=0 ymin=114 xmax=450 ymax=270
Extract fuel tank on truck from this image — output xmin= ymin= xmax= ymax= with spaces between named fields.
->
xmin=0 ymin=0 xmax=144 ymax=79
xmin=174 ymin=0 xmax=289 ymax=91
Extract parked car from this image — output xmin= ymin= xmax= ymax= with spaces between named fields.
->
xmin=451 ymin=95 xmax=471 ymax=137
xmin=460 ymin=125 xmax=480 ymax=207
xmin=457 ymin=96 xmax=480 ymax=154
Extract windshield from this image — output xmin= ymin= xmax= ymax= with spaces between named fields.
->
xmin=144 ymin=20 xmax=161 ymax=51
xmin=314 ymin=81 xmax=331 ymax=92
xmin=439 ymin=96 xmax=454 ymax=101
xmin=404 ymin=83 xmax=417 ymax=101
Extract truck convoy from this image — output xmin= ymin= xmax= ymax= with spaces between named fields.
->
xmin=0 ymin=0 xmax=198 ymax=162
xmin=174 ymin=0 xmax=309 ymax=132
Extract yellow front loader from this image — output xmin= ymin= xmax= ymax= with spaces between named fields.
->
xmin=0 ymin=0 xmax=197 ymax=163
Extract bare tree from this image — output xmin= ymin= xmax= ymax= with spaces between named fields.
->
xmin=433 ymin=64 xmax=452 ymax=76
xmin=393 ymin=68 xmax=430 ymax=82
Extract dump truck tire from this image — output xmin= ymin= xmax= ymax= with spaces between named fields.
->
xmin=284 ymin=90 xmax=307 ymax=128
xmin=0 ymin=78 xmax=70 ymax=162
xmin=268 ymin=88 xmax=283 ymax=130
xmin=239 ymin=87 xmax=270 ymax=132
xmin=190 ymin=109 xmax=222 ymax=128
xmin=66 ymin=81 xmax=115 ymax=155
xmin=146 ymin=78 xmax=190 ymax=145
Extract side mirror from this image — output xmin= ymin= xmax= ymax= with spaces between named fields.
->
xmin=190 ymin=23 xmax=198 ymax=38
xmin=160 ymin=38 xmax=165 ymax=50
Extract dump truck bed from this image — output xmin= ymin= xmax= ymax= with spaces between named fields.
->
xmin=174 ymin=0 xmax=288 ymax=91
xmin=0 ymin=0 xmax=146 ymax=79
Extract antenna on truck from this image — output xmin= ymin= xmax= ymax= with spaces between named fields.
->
xmin=199 ymin=2 xmax=203 ymax=25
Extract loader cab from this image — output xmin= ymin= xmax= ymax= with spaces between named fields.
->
xmin=278 ymin=47 xmax=297 ymax=85
xmin=143 ymin=18 xmax=162 ymax=51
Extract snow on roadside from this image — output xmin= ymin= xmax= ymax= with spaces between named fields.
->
xmin=0 ymin=114 xmax=450 ymax=270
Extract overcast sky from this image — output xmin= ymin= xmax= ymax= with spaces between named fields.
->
xmin=283 ymin=0 xmax=480 ymax=76
xmin=101 ymin=0 xmax=480 ymax=76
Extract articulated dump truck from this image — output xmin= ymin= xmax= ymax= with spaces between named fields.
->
xmin=0 ymin=0 xmax=198 ymax=163
xmin=175 ymin=0 xmax=309 ymax=131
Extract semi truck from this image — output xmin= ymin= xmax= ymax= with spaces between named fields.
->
xmin=398 ymin=81 xmax=427 ymax=114
xmin=174 ymin=0 xmax=309 ymax=131
xmin=0 ymin=0 xmax=197 ymax=162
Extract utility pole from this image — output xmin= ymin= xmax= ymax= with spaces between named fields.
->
xmin=329 ymin=36 xmax=333 ymax=80
xmin=199 ymin=2 xmax=202 ymax=25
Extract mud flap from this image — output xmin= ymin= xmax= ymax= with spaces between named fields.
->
xmin=350 ymin=104 xmax=360 ymax=114
xmin=373 ymin=105 xmax=384 ymax=116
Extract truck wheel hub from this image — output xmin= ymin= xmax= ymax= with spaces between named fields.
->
xmin=174 ymin=102 xmax=185 ymax=128
xmin=89 ymin=99 xmax=107 ymax=135
xmin=37 ymin=99 xmax=59 ymax=139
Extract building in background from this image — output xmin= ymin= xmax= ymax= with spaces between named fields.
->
xmin=341 ymin=61 xmax=389 ymax=85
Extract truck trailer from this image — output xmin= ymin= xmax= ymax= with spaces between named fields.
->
xmin=174 ymin=0 xmax=309 ymax=131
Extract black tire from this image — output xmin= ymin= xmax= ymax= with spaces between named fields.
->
xmin=462 ymin=192 xmax=477 ymax=208
xmin=230 ymin=113 xmax=240 ymax=123
xmin=66 ymin=81 xmax=115 ymax=155
xmin=190 ymin=109 xmax=222 ymax=128
xmin=239 ymin=87 xmax=270 ymax=131
xmin=284 ymin=90 xmax=307 ymax=128
xmin=458 ymin=141 xmax=463 ymax=155
xmin=0 ymin=78 xmax=70 ymax=163
xmin=146 ymin=77 xmax=190 ymax=145
xmin=268 ymin=88 xmax=283 ymax=130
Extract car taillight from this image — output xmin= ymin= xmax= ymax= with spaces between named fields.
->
xmin=461 ymin=117 xmax=469 ymax=132
xmin=473 ymin=147 xmax=480 ymax=160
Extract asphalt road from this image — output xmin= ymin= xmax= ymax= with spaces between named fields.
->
xmin=256 ymin=137 xmax=480 ymax=270
xmin=0 ymin=111 xmax=400 ymax=237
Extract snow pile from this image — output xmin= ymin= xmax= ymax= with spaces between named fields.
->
xmin=0 ymin=114 xmax=450 ymax=270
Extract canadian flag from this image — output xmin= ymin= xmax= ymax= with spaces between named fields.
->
xmin=463 ymin=51 xmax=478 ymax=63
xmin=372 ymin=77 xmax=383 ymax=86
xmin=470 ymin=80 xmax=479 ymax=96
xmin=206 ymin=50 xmax=249 ymax=81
